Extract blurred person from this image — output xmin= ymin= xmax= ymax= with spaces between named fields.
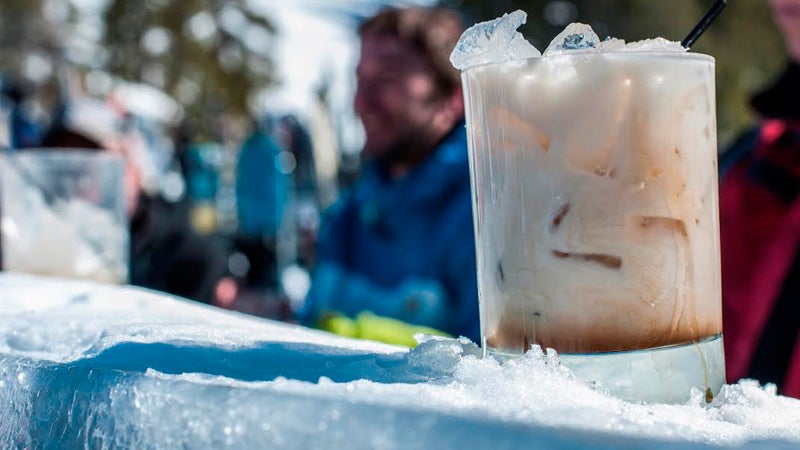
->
xmin=720 ymin=0 xmax=800 ymax=396
xmin=277 ymin=114 xmax=317 ymax=204
xmin=33 ymin=98 xmax=233 ymax=305
xmin=300 ymin=6 xmax=479 ymax=344
xmin=234 ymin=120 xmax=289 ymax=290
xmin=173 ymin=118 xmax=197 ymax=186
xmin=1 ymin=77 xmax=41 ymax=149
xmin=276 ymin=114 xmax=320 ymax=270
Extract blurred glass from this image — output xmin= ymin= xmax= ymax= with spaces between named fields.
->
xmin=0 ymin=150 xmax=129 ymax=284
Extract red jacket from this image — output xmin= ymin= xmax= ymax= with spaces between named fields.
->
xmin=720 ymin=119 xmax=800 ymax=396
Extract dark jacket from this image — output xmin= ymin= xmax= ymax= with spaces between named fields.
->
xmin=130 ymin=194 xmax=228 ymax=304
xmin=720 ymin=61 xmax=800 ymax=396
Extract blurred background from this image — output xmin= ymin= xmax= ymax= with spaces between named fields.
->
xmin=0 ymin=0 xmax=786 ymax=317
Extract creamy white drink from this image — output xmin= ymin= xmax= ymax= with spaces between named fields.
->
xmin=453 ymin=12 xmax=724 ymax=402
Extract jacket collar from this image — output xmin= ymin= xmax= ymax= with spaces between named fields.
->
xmin=356 ymin=121 xmax=469 ymax=206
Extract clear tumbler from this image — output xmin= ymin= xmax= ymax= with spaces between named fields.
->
xmin=462 ymin=52 xmax=724 ymax=403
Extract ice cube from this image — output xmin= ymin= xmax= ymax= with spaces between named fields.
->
xmin=487 ymin=107 xmax=551 ymax=153
xmin=599 ymin=37 xmax=626 ymax=52
xmin=450 ymin=10 xmax=541 ymax=71
xmin=543 ymin=23 xmax=601 ymax=56
xmin=623 ymin=37 xmax=685 ymax=53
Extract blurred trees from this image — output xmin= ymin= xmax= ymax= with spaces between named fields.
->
xmin=453 ymin=0 xmax=786 ymax=148
xmin=0 ymin=0 xmax=277 ymax=140
xmin=0 ymin=0 xmax=52 ymax=73
xmin=0 ymin=0 xmax=58 ymax=103
xmin=103 ymin=0 xmax=276 ymax=139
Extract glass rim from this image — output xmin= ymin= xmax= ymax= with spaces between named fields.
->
xmin=461 ymin=51 xmax=715 ymax=73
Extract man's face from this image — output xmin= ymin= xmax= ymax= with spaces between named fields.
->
xmin=770 ymin=0 xmax=800 ymax=61
xmin=354 ymin=35 xmax=448 ymax=161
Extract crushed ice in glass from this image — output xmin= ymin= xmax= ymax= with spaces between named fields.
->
xmin=623 ymin=37 xmax=686 ymax=53
xmin=543 ymin=22 xmax=601 ymax=56
xmin=599 ymin=37 xmax=626 ymax=52
xmin=451 ymin=12 xmax=688 ymax=71
xmin=449 ymin=10 xmax=540 ymax=71
xmin=563 ymin=33 xmax=595 ymax=49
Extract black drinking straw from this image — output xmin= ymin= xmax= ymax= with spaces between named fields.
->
xmin=681 ymin=0 xmax=728 ymax=49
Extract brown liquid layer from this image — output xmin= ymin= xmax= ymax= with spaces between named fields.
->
xmin=486 ymin=315 xmax=721 ymax=354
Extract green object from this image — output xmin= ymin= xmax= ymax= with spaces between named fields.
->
xmin=318 ymin=313 xmax=359 ymax=338
xmin=316 ymin=311 xmax=450 ymax=347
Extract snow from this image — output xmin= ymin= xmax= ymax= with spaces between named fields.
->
xmin=1 ymin=273 xmax=799 ymax=449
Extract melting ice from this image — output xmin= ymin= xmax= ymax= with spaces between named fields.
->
xmin=622 ymin=37 xmax=686 ymax=53
xmin=451 ymin=10 xmax=686 ymax=71
xmin=449 ymin=10 xmax=540 ymax=71
xmin=543 ymin=22 xmax=601 ymax=56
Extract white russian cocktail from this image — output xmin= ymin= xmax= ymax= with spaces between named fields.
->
xmin=462 ymin=50 xmax=724 ymax=402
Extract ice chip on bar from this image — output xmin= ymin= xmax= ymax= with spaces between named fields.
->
xmin=450 ymin=10 xmax=540 ymax=71
xmin=543 ymin=23 xmax=601 ymax=56
xmin=623 ymin=37 xmax=686 ymax=53
xmin=599 ymin=37 xmax=626 ymax=52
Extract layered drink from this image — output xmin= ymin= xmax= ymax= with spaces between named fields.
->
xmin=453 ymin=12 xmax=725 ymax=402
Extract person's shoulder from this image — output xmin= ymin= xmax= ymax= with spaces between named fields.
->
xmin=319 ymin=184 xmax=363 ymax=226
xmin=434 ymin=122 xmax=469 ymax=164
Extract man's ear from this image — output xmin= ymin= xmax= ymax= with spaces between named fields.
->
xmin=448 ymin=85 xmax=464 ymax=121
xmin=434 ymin=85 xmax=464 ymax=131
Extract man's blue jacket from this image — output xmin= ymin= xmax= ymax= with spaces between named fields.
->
xmin=303 ymin=123 xmax=480 ymax=342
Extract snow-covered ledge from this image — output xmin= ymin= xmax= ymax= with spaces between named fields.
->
xmin=1 ymin=273 xmax=798 ymax=449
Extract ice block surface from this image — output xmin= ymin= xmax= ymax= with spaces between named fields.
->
xmin=1 ymin=273 xmax=800 ymax=449
xmin=449 ymin=10 xmax=540 ymax=71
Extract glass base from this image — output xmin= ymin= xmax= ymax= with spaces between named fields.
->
xmin=487 ymin=334 xmax=725 ymax=404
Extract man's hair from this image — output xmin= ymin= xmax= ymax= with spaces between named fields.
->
xmin=359 ymin=7 xmax=465 ymax=97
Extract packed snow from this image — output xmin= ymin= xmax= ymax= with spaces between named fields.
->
xmin=1 ymin=273 xmax=799 ymax=449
